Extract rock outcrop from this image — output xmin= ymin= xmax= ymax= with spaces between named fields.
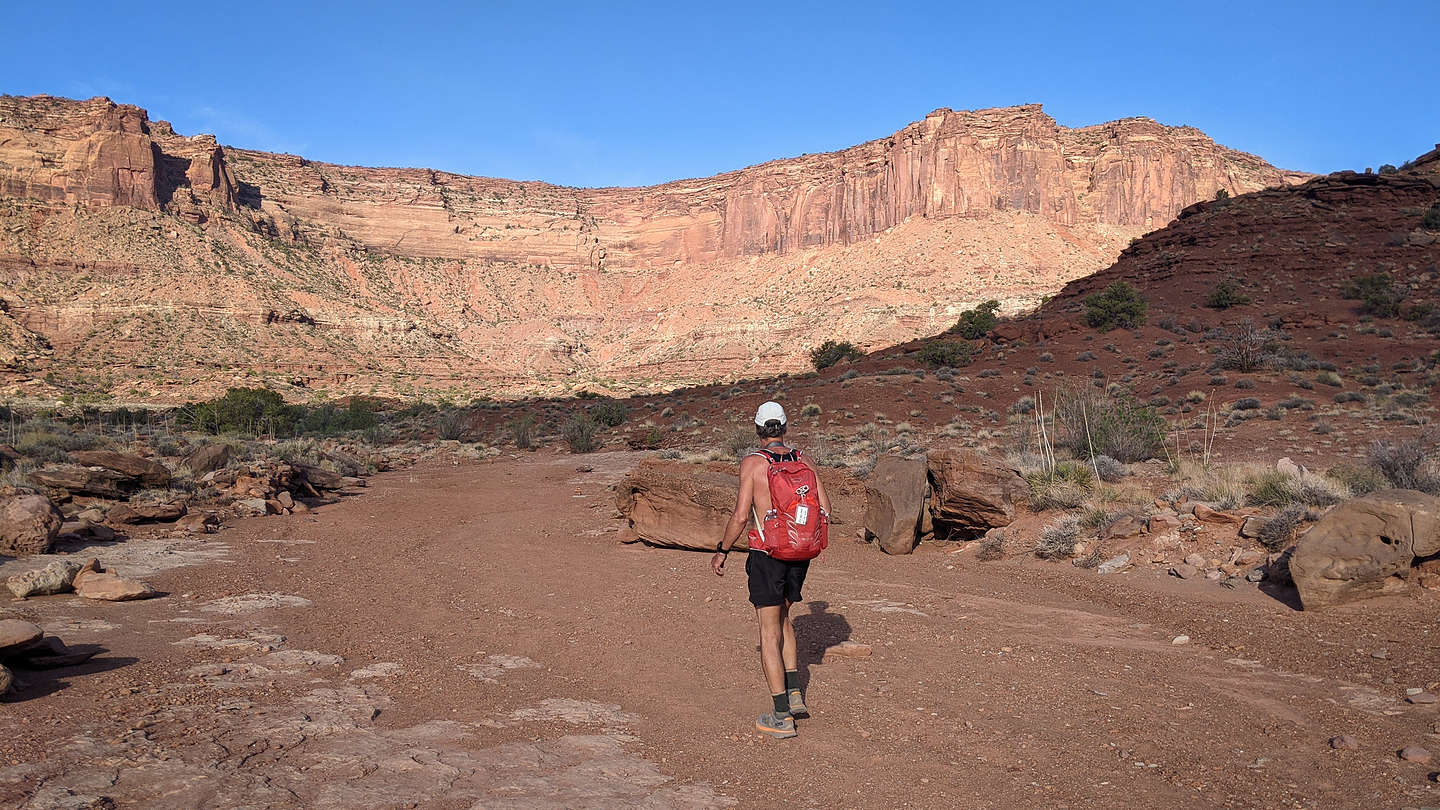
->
xmin=925 ymin=451 xmax=1028 ymax=540
xmin=1289 ymin=490 xmax=1440 ymax=609
xmin=0 ymin=94 xmax=1305 ymax=401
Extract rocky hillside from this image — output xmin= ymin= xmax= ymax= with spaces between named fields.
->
xmin=0 ymin=95 xmax=1304 ymax=403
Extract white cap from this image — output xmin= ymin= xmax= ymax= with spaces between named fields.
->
xmin=754 ymin=401 xmax=787 ymax=427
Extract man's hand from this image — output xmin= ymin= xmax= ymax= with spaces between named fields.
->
xmin=712 ymin=551 xmax=727 ymax=576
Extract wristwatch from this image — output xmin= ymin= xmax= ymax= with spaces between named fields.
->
xmin=715 ymin=541 xmax=728 ymax=554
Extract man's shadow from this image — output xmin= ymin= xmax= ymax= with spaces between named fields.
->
xmin=792 ymin=601 xmax=851 ymax=691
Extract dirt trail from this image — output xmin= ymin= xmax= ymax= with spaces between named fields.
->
xmin=1 ymin=451 xmax=1437 ymax=809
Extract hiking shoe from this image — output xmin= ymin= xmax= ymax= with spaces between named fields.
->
xmin=756 ymin=712 xmax=797 ymax=739
xmin=787 ymin=689 xmax=809 ymax=717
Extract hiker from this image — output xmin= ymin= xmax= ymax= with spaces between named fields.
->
xmin=712 ymin=401 xmax=831 ymax=739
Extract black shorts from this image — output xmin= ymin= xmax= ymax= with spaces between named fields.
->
xmin=745 ymin=550 xmax=810 ymax=608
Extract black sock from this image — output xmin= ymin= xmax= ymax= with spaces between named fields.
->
xmin=772 ymin=692 xmax=790 ymax=717
xmin=784 ymin=670 xmax=800 ymax=691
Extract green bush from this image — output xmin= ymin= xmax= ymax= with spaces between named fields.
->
xmin=1025 ymin=461 xmax=1096 ymax=510
xmin=1053 ymin=387 xmax=1167 ymax=462
xmin=952 ymin=300 xmax=1001 ymax=339
xmin=182 ymin=388 xmax=298 ymax=436
xmin=1422 ymin=202 xmax=1440 ymax=231
xmin=434 ymin=409 xmax=471 ymax=441
xmin=1214 ymin=188 xmax=1231 ymax=201
xmin=1343 ymin=272 xmax=1406 ymax=318
xmin=297 ymin=398 xmax=378 ymax=435
xmin=563 ymin=413 xmax=599 ymax=453
xmin=1205 ymin=281 xmax=1251 ymax=310
xmin=917 ymin=340 xmax=977 ymax=368
xmin=1084 ymin=281 xmax=1148 ymax=331
xmin=507 ymin=413 xmax=537 ymax=449
xmin=810 ymin=340 xmax=864 ymax=371
xmin=590 ymin=400 xmax=627 ymax=427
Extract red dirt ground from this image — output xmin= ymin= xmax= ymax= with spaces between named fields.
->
xmin=2 ymin=450 xmax=1437 ymax=808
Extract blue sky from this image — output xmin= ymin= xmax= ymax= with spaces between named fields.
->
xmin=5 ymin=1 xmax=1437 ymax=187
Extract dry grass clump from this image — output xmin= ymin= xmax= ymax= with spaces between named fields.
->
xmin=1024 ymin=460 xmax=1095 ymax=510
xmin=1244 ymin=467 xmax=1348 ymax=508
xmin=1036 ymin=515 xmax=1082 ymax=560
xmin=976 ymin=531 xmax=1006 ymax=561
xmin=1367 ymin=437 xmax=1439 ymax=493
xmin=1258 ymin=504 xmax=1311 ymax=551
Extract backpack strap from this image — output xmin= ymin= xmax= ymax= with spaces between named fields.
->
xmin=751 ymin=447 xmax=799 ymax=463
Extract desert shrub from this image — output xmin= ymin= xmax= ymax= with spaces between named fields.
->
xmin=1245 ymin=468 xmax=1348 ymax=508
xmin=799 ymin=403 xmax=822 ymax=418
xmin=1343 ymin=272 xmax=1406 ymax=318
xmin=1185 ymin=390 xmax=1207 ymax=403
xmin=1214 ymin=188 xmax=1231 ymax=201
xmin=13 ymin=431 xmax=76 ymax=464
xmin=1093 ymin=454 xmax=1127 ymax=482
xmin=1010 ymin=396 xmax=1036 ymax=415
xmin=1025 ymin=461 xmax=1095 ymax=510
xmin=1333 ymin=391 xmax=1366 ymax=404
xmin=918 ymin=340 xmax=976 ymax=368
xmin=434 ymin=408 xmax=470 ymax=441
xmin=182 ymin=387 xmax=298 ymax=436
xmin=1327 ymin=463 xmax=1387 ymax=496
xmin=507 ymin=413 xmax=537 ymax=449
xmin=1206 ymin=281 xmax=1251 ymax=310
xmin=1367 ymin=437 xmax=1439 ymax=492
xmin=563 ymin=413 xmax=599 ymax=453
xmin=590 ymin=400 xmax=628 ymax=427
xmin=952 ymin=300 xmax=1001 ymax=339
xmin=810 ymin=340 xmax=864 ymax=370
xmin=1234 ymin=378 xmax=1255 ymax=390
xmin=1422 ymin=202 xmax=1440 ymax=231
xmin=1315 ymin=371 xmax=1342 ymax=387
xmin=725 ymin=430 xmax=755 ymax=459
xmin=975 ymin=531 xmax=1006 ymax=561
xmin=297 ymin=398 xmax=378 ymax=435
xmin=1075 ymin=351 xmax=1096 ymax=362
xmin=632 ymin=426 xmax=665 ymax=450
xmin=1053 ymin=387 xmax=1167 ymax=462
xmin=1084 ymin=281 xmax=1148 ymax=331
xmin=1035 ymin=515 xmax=1082 ymax=560
xmin=1210 ymin=322 xmax=1282 ymax=372
xmin=1232 ymin=398 xmax=1262 ymax=411
xmin=1258 ymin=504 xmax=1309 ymax=552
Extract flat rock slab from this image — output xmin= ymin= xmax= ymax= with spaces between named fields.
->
xmin=0 ymin=619 xmax=44 ymax=653
xmin=74 ymin=571 xmax=158 ymax=601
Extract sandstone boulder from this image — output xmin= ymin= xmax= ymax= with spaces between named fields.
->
xmin=7 ymin=560 xmax=83 ymax=598
xmin=184 ymin=443 xmax=234 ymax=475
xmin=925 ymin=451 xmax=1027 ymax=539
xmin=29 ymin=465 xmax=133 ymax=498
xmin=861 ymin=456 xmax=928 ymax=555
xmin=74 ymin=569 xmax=157 ymax=601
xmin=615 ymin=460 xmax=746 ymax=552
xmin=0 ymin=493 xmax=64 ymax=556
xmin=107 ymin=501 xmax=187 ymax=525
xmin=71 ymin=450 xmax=171 ymax=487
xmin=14 ymin=635 xmax=98 ymax=669
xmin=294 ymin=463 xmax=345 ymax=491
xmin=1289 ymin=489 xmax=1440 ymax=609
xmin=0 ymin=619 xmax=43 ymax=653
xmin=176 ymin=511 xmax=220 ymax=534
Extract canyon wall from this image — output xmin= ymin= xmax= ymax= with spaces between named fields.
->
xmin=0 ymin=95 xmax=1305 ymax=402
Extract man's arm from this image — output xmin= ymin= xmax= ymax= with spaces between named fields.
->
xmin=713 ymin=455 xmax=760 ymax=575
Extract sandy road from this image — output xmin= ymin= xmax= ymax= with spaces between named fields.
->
xmin=1 ymin=450 xmax=1437 ymax=808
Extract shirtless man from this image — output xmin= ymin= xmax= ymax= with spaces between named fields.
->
xmin=712 ymin=401 xmax=832 ymax=739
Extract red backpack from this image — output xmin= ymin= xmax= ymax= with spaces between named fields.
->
xmin=746 ymin=448 xmax=828 ymax=561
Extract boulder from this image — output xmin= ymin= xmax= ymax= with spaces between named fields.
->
xmin=71 ymin=450 xmax=171 ymax=487
xmin=1289 ymin=489 xmax=1440 ymax=609
xmin=294 ymin=463 xmax=345 ymax=491
xmin=1102 ymin=514 xmax=1146 ymax=540
xmin=0 ymin=663 xmax=11 ymax=693
xmin=175 ymin=511 xmax=220 ymax=534
xmin=106 ymin=501 xmax=187 ymax=525
xmin=12 ymin=636 xmax=98 ymax=669
xmin=183 ymin=443 xmax=234 ymax=475
xmin=0 ymin=493 xmax=64 ymax=556
xmin=0 ymin=619 xmax=44 ymax=653
xmin=29 ymin=465 xmax=133 ymax=498
xmin=861 ymin=456 xmax=928 ymax=555
xmin=925 ymin=450 xmax=1027 ymax=539
xmin=74 ymin=569 xmax=157 ymax=601
xmin=7 ymin=560 xmax=83 ymax=598
xmin=615 ymin=460 xmax=747 ymax=552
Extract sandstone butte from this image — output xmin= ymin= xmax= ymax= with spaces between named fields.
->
xmin=0 ymin=95 xmax=1308 ymax=402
